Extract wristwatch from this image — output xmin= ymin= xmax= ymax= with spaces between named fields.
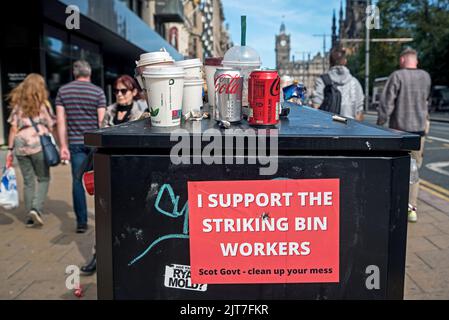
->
xmin=8 ymin=147 xmax=13 ymax=151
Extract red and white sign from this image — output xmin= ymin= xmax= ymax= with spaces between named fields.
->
xmin=188 ymin=179 xmax=339 ymax=284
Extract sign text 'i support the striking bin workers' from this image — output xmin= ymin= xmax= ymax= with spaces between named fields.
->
xmin=188 ymin=179 xmax=340 ymax=284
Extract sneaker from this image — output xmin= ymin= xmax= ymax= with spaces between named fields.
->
xmin=25 ymin=218 xmax=35 ymax=228
xmin=29 ymin=209 xmax=44 ymax=226
xmin=408 ymin=204 xmax=418 ymax=223
xmin=76 ymin=224 xmax=88 ymax=234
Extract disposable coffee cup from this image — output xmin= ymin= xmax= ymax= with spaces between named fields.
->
xmin=135 ymin=49 xmax=175 ymax=74
xmin=143 ymin=67 xmax=185 ymax=127
xmin=182 ymin=78 xmax=204 ymax=117
xmin=204 ymin=57 xmax=223 ymax=111
xmin=175 ymin=58 xmax=203 ymax=78
xmin=135 ymin=48 xmax=175 ymax=91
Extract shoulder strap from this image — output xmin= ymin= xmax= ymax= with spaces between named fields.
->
xmin=321 ymin=74 xmax=333 ymax=86
xmin=29 ymin=117 xmax=40 ymax=134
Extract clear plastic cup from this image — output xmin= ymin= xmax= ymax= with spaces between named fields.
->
xmin=222 ymin=45 xmax=262 ymax=110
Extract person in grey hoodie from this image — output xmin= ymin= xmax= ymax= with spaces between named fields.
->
xmin=312 ymin=48 xmax=365 ymax=121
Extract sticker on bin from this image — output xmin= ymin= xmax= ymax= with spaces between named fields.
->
xmin=188 ymin=179 xmax=340 ymax=284
xmin=164 ymin=264 xmax=208 ymax=292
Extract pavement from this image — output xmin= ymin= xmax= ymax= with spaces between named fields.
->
xmin=0 ymin=161 xmax=97 ymax=300
xmin=366 ymin=110 xmax=449 ymax=123
xmin=1 ymin=153 xmax=449 ymax=300
xmin=429 ymin=111 xmax=449 ymax=123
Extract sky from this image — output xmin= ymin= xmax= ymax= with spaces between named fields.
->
xmin=222 ymin=0 xmax=343 ymax=69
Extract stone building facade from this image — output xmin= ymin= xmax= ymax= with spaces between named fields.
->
xmin=275 ymin=22 xmax=329 ymax=91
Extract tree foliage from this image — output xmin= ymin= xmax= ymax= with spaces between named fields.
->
xmin=347 ymin=0 xmax=449 ymax=91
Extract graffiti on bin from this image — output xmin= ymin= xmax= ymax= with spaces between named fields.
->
xmin=128 ymin=184 xmax=189 ymax=266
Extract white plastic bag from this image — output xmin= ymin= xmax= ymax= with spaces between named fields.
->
xmin=410 ymin=158 xmax=419 ymax=185
xmin=0 ymin=167 xmax=19 ymax=209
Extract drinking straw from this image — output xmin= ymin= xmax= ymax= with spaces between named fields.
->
xmin=241 ymin=16 xmax=246 ymax=46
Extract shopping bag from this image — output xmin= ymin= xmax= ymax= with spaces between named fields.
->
xmin=83 ymin=171 xmax=94 ymax=196
xmin=0 ymin=167 xmax=19 ymax=209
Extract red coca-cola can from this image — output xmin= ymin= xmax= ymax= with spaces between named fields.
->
xmin=248 ymin=70 xmax=281 ymax=125
xmin=214 ymin=68 xmax=243 ymax=123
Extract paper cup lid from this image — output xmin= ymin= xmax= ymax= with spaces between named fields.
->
xmin=142 ymin=66 xmax=185 ymax=77
xmin=205 ymin=57 xmax=223 ymax=66
xmin=184 ymin=78 xmax=204 ymax=85
xmin=175 ymin=58 xmax=202 ymax=69
xmin=136 ymin=50 xmax=174 ymax=67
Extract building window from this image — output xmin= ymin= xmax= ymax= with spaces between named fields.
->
xmin=136 ymin=0 xmax=143 ymax=18
xmin=193 ymin=38 xmax=198 ymax=57
xmin=169 ymin=27 xmax=179 ymax=50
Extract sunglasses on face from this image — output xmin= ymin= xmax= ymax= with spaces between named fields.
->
xmin=113 ymin=88 xmax=130 ymax=95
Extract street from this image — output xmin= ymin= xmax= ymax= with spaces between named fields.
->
xmin=364 ymin=113 xmax=449 ymax=203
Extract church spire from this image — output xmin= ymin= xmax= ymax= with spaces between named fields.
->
xmin=332 ymin=9 xmax=337 ymax=48
xmin=280 ymin=21 xmax=286 ymax=34
xmin=339 ymin=0 xmax=344 ymax=39
xmin=339 ymin=0 xmax=343 ymax=21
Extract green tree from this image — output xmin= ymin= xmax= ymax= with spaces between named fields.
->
xmin=347 ymin=0 xmax=449 ymax=95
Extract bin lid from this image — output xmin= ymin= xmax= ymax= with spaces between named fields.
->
xmin=85 ymin=103 xmax=420 ymax=152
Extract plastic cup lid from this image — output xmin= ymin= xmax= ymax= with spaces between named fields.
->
xmin=205 ymin=57 xmax=223 ymax=66
xmin=142 ymin=66 xmax=185 ymax=77
xmin=175 ymin=58 xmax=202 ymax=69
xmin=222 ymin=45 xmax=262 ymax=67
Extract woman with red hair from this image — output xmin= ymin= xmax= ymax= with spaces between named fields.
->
xmin=81 ymin=74 xmax=147 ymax=275
xmin=102 ymin=75 xmax=147 ymax=127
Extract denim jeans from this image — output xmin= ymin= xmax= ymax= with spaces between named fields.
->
xmin=16 ymin=151 xmax=50 ymax=213
xmin=69 ymin=144 xmax=92 ymax=226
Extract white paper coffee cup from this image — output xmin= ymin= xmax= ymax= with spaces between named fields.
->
xmin=175 ymin=58 xmax=203 ymax=78
xmin=204 ymin=58 xmax=223 ymax=111
xmin=143 ymin=67 xmax=185 ymax=127
xmin=182 ymin=78 xmax=204 ymax=117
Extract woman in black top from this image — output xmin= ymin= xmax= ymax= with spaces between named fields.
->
xmin=81 ymin=75 xmax=147 ymax=275
xmin=102 ymin=74 xmax=147 ymax=127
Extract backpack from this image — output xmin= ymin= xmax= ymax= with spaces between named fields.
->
xmin=319 ymin=74 xmax=342 ymax=114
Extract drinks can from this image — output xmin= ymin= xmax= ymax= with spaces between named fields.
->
xmin=248 ymin=70 xmax=281 ymax=125
xmin=214 ymin=68 xmax=243 ymax=123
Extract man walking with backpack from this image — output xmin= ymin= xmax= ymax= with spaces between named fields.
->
xmin=312 ymin=48 xmax=364 ymax=121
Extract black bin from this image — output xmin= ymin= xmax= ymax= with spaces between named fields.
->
xmin=85 ymin=103 xmax=420 ymax=300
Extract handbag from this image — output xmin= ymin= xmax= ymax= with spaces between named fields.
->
xmin=29 ymin=117 xmax=60 ymax=167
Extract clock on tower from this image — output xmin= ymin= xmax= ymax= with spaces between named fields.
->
xmin=275 ymin=22 xmax=290 ymax=70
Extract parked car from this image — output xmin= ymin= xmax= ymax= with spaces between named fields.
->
xmin=370 ymin=77 xmax=388 ymax=111
xmin=430 ymin=85 xmax=449 ymax=112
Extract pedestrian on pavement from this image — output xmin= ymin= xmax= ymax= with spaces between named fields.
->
xmin=102 ymin=75 xmax=146 ymax=128
xmin=312 ymin=47 xmax=365 ymax=121
xmin=6 ymin=73 xmax=55 ymax=228
xmin=56 ymin=60 xmax=106 ymax=233
xmin=377 ymin=47 xmax=431 ymax=223
xmin=79 ymin=74 xmax=146 ymax=276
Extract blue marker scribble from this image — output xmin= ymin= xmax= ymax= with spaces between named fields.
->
xmin=128 ymin=184 xmax=189 ymax=267
xmin=128 ymin=234 xmax=189 ymax=266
